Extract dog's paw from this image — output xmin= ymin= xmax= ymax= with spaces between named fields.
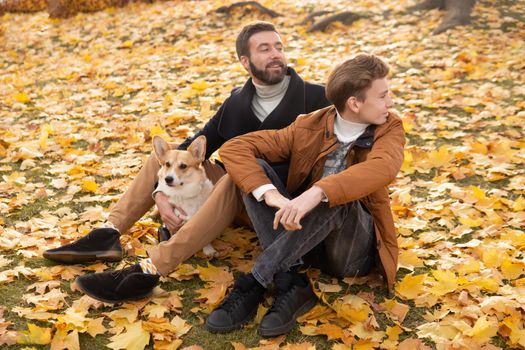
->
xmin=202 ymin=244 xmax=219 ymax=258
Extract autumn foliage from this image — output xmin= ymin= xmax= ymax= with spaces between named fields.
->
xmin=1 ymin=0 xmax=525 ymax=349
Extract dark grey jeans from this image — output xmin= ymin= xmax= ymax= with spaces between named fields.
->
xmin=242 ymin=159 xmax=376 ymax=288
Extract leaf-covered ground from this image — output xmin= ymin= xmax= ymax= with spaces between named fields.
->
xmin=0 ymin=0 xmax=524 ymax=349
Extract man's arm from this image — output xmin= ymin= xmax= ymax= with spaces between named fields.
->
xmin=219 ymin=120 xmax=298 ymax=194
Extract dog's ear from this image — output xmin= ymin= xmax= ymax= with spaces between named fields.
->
xmin=153 ymin=136 xmax=170 ymax=163
xmin=188 ymin=135 xmax=206 ymax=162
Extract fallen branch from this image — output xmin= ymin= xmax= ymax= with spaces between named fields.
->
xmin=299 ymin=10 xmax=333 ymax=25
xmin=307 ymin=11 xmax=363 ymax=33
xmin=215 ymin=1 xmax=280 ymax=18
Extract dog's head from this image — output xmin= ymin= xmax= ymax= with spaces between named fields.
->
xmin=153 ymin=135 xmax=207 ymax=189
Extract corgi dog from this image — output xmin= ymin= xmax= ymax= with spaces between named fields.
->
xmin=153 ymin=135 xmax=217 ymax=257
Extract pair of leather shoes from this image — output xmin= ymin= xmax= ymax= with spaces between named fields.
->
xmin=206 ymin=271 xmax=317 ymax=336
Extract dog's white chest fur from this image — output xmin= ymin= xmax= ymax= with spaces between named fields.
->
xmin=156 ymin=179 xmax=214 ymax=219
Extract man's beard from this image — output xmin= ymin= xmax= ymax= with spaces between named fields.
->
xmin=249 ymin=59 xmax=287 ymax=85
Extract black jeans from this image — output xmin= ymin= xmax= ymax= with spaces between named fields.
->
xmin=242 ymin=159 xmax=376 ymax=287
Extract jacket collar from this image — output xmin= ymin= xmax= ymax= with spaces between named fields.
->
xmin=322 ymin=107 xmax=376 ymax=149
xmin=217 ymin=67 xmax=306 ymax=139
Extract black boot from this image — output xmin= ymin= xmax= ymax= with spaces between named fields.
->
xmin=43 ymin=228 xmax=122 ymax=264
xmin=158 ymin=225 xmax=171 ymax=242
xmin=206 ymin=273 xmax=265 ymax=333
xmin=258 ymin=271 xmax=317 ymax=337
xmin=76 ymin=264 xmax=159 ymax=303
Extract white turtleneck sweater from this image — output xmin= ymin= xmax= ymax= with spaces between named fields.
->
xmin=251 ymin=75 xmax=291 ymax=122
xmin=252 ymin=110 xmax=370 ymax=201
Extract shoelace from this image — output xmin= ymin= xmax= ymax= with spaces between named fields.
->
xmin=111 ymin=262 xmax=135 ymax=280
xmin=268 ymin=285 xmax=296 ymax=313
xmin=219 ymin=285 xmax=249 ymax=311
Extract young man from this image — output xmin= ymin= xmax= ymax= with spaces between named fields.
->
xmin=43 ymin=22 xmax=329 ymax=271
xmin=205 ymin=54 xmax=405 ymax=336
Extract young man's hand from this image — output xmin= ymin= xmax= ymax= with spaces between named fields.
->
xmin=263 ymin=189 xmax=290 ymax=209
xmin=273 ymin=186 xmax=325 ymax=231
xmin=154 ymin=192 xmax=187 ymax=233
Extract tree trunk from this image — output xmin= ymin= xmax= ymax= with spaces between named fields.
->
xmin=409 ymin=0 xmax=477 ymax=34
xmin=433 ymin=0 xmax=476 ymax=34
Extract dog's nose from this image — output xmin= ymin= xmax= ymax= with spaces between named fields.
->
xmin=165 ymin=176 xmax=173 ymax=184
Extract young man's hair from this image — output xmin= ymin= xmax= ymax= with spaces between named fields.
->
xmin=326 ymin=54 xmax=389 ymax=113
xmin=235 ymin=22 xmax=277 ymax=59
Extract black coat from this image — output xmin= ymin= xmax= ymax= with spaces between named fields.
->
xmin=179 ymin=67 xmax=330 ymax=158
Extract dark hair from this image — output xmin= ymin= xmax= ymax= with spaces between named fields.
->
xmin=235 ymin=22 xmax=277 ymax=59
xmin=326 ymin=54 xmax=389 ymax=113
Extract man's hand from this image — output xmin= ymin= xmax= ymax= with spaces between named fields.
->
xmin=273 ymin=186 xmax=325 ymax=231
xmin=263 ymin=189 xmax=290 ymax=209
xmin=155 ymin=192 xmax=187 ymax=233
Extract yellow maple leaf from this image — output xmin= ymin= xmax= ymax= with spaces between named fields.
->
xmin=86 ymin=317 xmax=106 ymax=337
xmin=107 ymin=321 xmax=150 ymax=350
xmin=501 ymin=258 xmax=525 ymax=280
xmin=333 ymin=295 xmax=372 ymax=323
xmin=396 ymin=274 xmax=426 ymax=300
xmin=482 ymin=248 xmax=505 ymax=268
xmin=39 ymin=124 xmax=53 ymax=150
xmin=472 ymin=277 xmax=499 ymax=292
xmin=143 ymin=304 xmax=168 ymax=319
xmin=191 ymin=80 xmax=208 ymax=91
xmin=429 ymin=270 xmax=458 ymax=296
xmin=81 ymin=180 xmax=98 ymax=193
xmin=466 ymin=316 xmax=498 ymax=343
xmin=195 ymin=284 xmax=227 ymax=307
xmin=170 ymin=315 xmax=192 ymax=338
xmin=458 ymin=215 xmax=483 ymax=228
xmin=14 ymin=92 xmax=31 ymax=103
xmin=16 ymin=323 xmax=52 ymax=345
xmin=502 ymin=316 xmax=525 ymax=347
xmin=457 ymin=258 xmax=480 ymax=274
xmin=50 ymin=327 xmax=79 ymax=350
xmin=398 ymin=249 xmax=424 ymax=270
xmin=315 ymin=323 xmax=344 ymax=340
xmin=381 ymin=299 xmax=409 ymax=323
xmin=512 ymin=196 xmax=525 ymax=212
xmin=401 ymin=150 xmax=415 ymax=174
xmin=427 ymin=145 xmax=454 ymax=168
xmin=197 ymin=263 xmax=233 ymax=284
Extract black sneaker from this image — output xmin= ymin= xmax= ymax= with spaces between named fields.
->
xmin=43 ymin=228 xmax=122 ymax=264
xmin=258 ymin=271 xmax=317 ymax=337
xmin=158 ymin=225 xmax=171 ymax=242
xmin=206 ymin=273 xmax=265 ymax=333
xmin=76 ymin=264 xmax=159 ymax=303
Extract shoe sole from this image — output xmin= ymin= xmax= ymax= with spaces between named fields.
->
xmin=205 ymin=308 xmax=257 ymax=333
xmin=75 ymin=277 xmax=153 ymax=304
xmin=43 ymin=251 xmax=122 ymax=264
xmin=258 ymin=297 xmax=317 ymax=337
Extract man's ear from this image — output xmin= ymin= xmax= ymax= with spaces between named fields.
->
xmin=240 ymin=56 xmax=250 ymax=72
xmin=188 ymin=135 xmax=207 ymax=162
xmin=345 ymin=96 xmax=361 ymax=114
xmin=153 ymin=136 xmax=170 ymax=164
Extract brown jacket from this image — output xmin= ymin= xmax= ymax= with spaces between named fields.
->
xmin=219 ymin=106 xmax=405 ymax=290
